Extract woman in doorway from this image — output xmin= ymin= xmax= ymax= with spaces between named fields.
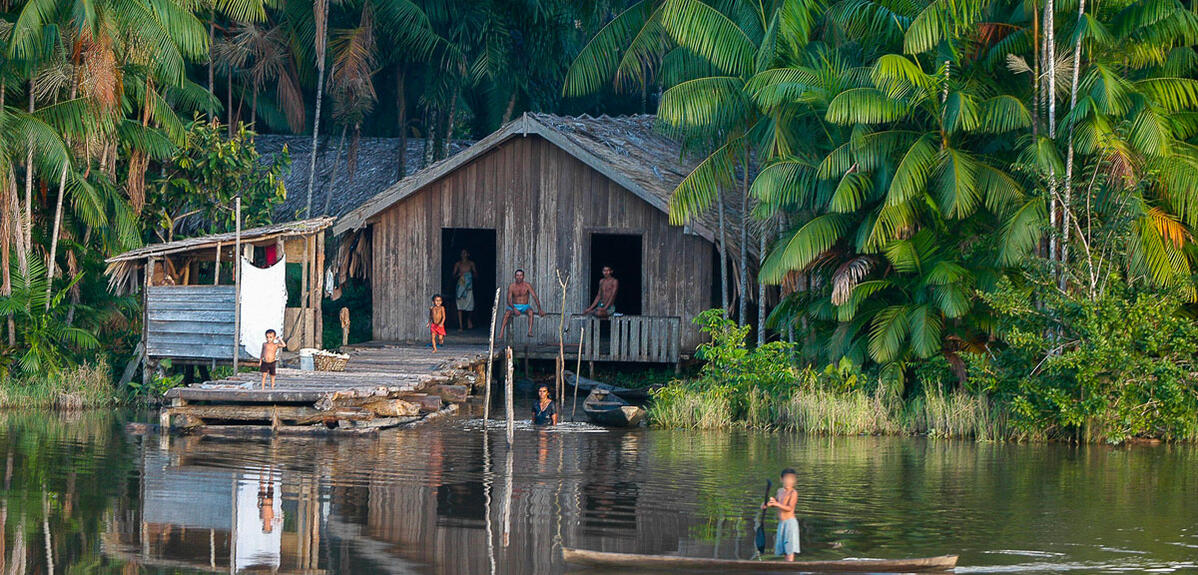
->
xmin=453 ymin=249 xmax=476 ymax=330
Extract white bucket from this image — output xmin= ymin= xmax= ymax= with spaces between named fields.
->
xmin=299 ymin=348 xmax=318 ymax=371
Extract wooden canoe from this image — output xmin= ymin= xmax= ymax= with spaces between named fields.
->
xmin=561 ymin=548 xmax=958 ymax=573
xmin=565 ymin=371 xmax=650 ymax=401
xmin=582 ymin=390 xmax=645 ymax=427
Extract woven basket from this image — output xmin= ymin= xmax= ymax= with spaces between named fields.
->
xmin=314 ymin=351 xmax=349 ymax=372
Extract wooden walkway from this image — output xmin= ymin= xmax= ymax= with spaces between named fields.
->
xmin=161 ymin=343 xmax=493 ymax=434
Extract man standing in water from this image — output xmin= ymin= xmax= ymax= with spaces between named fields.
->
xmin=583 ymin=265 xmax=619 ymax=318
xmin=498 ymin=269 xmax=545 ymax=338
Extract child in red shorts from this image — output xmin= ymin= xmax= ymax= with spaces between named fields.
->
xmin=429 ymin=295 xmax=446 ymax=352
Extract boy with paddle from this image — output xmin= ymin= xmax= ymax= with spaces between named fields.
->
xmin=762 ymin=468 xmax=800 ymax=561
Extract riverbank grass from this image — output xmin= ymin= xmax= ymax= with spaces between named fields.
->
xmin=0 ymin=363 xmax=123 ymax=409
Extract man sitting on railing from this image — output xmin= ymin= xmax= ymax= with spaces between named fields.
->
xmin=499 ymin=269 xmax=545 ymax=338
xmin=583 ymin=265 xmax=619 ymax=318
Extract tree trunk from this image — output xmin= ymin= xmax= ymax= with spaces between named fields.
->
xmin=323 ymin=124 xmax=348 ymax=216
xmin=501 ymin=90 xmax=517 ymax=124
xmin=738 ymin=159 xmax=749 ymax=328
xmin=1 ymin=174 xmax=13 ymax=346
xmin=1060 ymin=0 xmax=1086 ymax=292
xmin=65 ymin=227 xmax=89 ymax=327
xmin=716 ymin=189 xmax=729 ymax=313
xmin=1044 ymin=0 xmax=1058 ymax=267
xmin=45 ymin=164 xmax=68 ymax=310
xmin=443 ymin=83 xmax=459 ymax=160
xmin=396 ymin=65 xmax=407 ymax=179
xmin=23 ymin=78 xmax=34 ymax=264
xmin=226 ymin=72 xmax=234 ymax=136
xmin=304 ymin=0 xmax=330 ymax=218
xmin=757 ymin=216 xmax=767 ymax=346
xmin=208 ymin=10 xmax=216 ymax=120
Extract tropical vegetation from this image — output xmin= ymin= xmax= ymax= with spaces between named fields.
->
xmin=567 ymin=0 xmax=1198 ymax=442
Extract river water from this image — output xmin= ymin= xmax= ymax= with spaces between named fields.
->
xmin=0 ymin=408 xmax=1195 ymax=574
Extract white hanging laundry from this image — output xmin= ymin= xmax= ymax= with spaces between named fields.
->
xmin=239 ymin=255 xmax=287 ymax=359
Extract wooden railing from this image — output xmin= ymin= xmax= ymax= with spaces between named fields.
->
xmin=578 ymin=315 xmax=682 ymax=364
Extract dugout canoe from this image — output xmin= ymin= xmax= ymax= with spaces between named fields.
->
xmin=582 ymin=390 xmax=645 ymax=427
xmin=564 ymin=371 xmax=650 ymax=401
xmin=561 ymin=548 xmax=958 ymax=572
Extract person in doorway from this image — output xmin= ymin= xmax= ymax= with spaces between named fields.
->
xmin=259 ymin=329 xmax=286 ymax=390
xmin=583 ymin=265 xmax=620 ymax=318
xmin=429 ymin=295 xmax=447 ymax=352
xmin=453 ymin=249 xmax=476 ymax=330
xmin=532 ymin=384 xmax=558 ymax=425
xmin=498 ymin=269 xmax=545 ymax=338
xmin=763 ymin=468 xmax=800 ymax=561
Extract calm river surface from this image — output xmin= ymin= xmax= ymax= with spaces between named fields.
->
xmin=0 ymin=408 xmax=1194 ymax=574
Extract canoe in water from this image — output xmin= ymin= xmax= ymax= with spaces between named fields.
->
xmin=582 ymin=390 xmax=645 ymax=427
xmin=564 ymin=371 xmax=650 ymax=401
xmin=561 ymin=548 xmax=959 ymax=573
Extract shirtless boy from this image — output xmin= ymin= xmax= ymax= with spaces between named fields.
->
xmin=583 ymin=265 xmax=619 ymax=318
xmin=429 ymin=294 xmax=447 ymax=352
xmin=763 ymin=468 xmax=800 ymax=560
xmin=498 ymin=269 xmax=544 ymax=338
xmin=259 ymin=329 xmax=286 ymax=389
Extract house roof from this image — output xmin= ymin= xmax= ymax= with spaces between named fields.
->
xmin=106 ymin=217 xmax=336 ymax=264
xmin=332 ymin=114 xmax=743 ymax=245
xmin=257 ymin=135 xmax=471 ymax=222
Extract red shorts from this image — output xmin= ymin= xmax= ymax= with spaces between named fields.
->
xmin=431 ymin=324 xmax=446 ymax=336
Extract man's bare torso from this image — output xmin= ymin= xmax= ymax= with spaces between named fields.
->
xmin=508 ymin=282 xmax=532 ymax=304
xmin=598 ymin=277 xmax=618 ymax=305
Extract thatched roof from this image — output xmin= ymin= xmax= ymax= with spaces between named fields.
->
xmin=333 ymin=114 xmax=750 ymax=250
xmin=257 ymin=135 xmax=471 ymax=222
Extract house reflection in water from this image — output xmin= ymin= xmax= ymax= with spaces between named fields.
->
xmin=106 ymin=429 xmax=705 ymax=575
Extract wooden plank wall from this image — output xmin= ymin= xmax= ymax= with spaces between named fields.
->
xmin=146 ymin=285 xmax=238 ymax=359
xmin=370 ymin=135 xmax=712 ymax=349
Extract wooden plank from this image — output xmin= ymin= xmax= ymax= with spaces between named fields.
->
xmin=630 ymin=317 xmax=641 ymax=362
xmin=146 ymin=320 xmax=235 ymax=335
xmin=146 ymin=310 xmax=232 ymax=322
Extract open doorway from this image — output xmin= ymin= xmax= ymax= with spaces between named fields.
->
xmin=590 ymin=233 xmax=642 ymax=315
xmin=441 ymin=228 xmax=497 ymax=333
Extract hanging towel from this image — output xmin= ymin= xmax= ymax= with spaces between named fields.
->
xmin=239 ymin=255 xmax=287 ymax=359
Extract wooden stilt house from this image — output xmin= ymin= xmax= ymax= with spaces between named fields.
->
xmin=105 ymin=218 xmax=334 ymax=378
xmin=334 ymin=114 xmax=751 ymax=366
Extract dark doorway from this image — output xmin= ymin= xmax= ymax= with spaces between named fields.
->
xmin=590 ymin=233 xmax=642 ymax=315
xmin=441 ymin=228 xmax=497 ymax=332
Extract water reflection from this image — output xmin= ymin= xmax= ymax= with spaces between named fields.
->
xmin=0 ymin=410 xmax=1195 ymax=574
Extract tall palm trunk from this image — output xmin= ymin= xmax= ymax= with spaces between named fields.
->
xmin=45 ymin=165 xmax=68 ymax=310
xmin=1044 ymin=0 xmax=1058 ymax=267
xmin=1 ymin=175 xmax=13 ymax=346
xmin=304 ymin=0 xmax=331 ymax=218
xmin=716 ymin=189 xmax=729 ymax=313
xmin=396 ymin=65 xmax=407 ymax=179
xmin=23 ymin=78 xmax=34 ymax=264
xmin=208 ymin=11 xmax=216 ymax=119
xmin=442 ymin=84 xmax=459 ymax=160
xmin=738 ymin=160 xmax=749 ymax=328
xmin=757 ymin=217 xmax=767 ymax=346
xmin=323 ymin=124 xmax=348 ymax=215
xmin=1060 ymin=0 xmax=1086 ymax=292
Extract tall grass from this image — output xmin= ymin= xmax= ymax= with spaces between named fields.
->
xmin=649 ymin=384 xmax=1023 ymax=440
xmin=0 ymin=363 xmax=123 ymax=409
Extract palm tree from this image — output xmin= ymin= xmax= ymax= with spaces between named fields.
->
xmin=0 ymin=257 xmax=98 ymax=374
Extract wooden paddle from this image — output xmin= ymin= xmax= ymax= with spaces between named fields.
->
xmin=754 ymin=479 xmax=772 ymax=555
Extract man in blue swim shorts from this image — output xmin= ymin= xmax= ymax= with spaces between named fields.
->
xmin=498 ymin=269 xmax=545 ymax=338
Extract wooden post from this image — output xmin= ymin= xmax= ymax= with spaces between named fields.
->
xmin=233 ymin=197 xmax=241 ymax=372
xmin=339 ymin=307 xmax=350 ymax=348
xmin=143 ymin=258 xmax=156 ymax=387
xmin=315 ymin=231 xmax=325 ymax=348
xmin=483 ymin=288 xmax=501 ymax=423
xmin=555 ymin=269 xmax=569 ymax=410
xmin=572 ymin=327 xmax=584 ymax=419
xmin=299 ymin=234 xmax=310 ymax=348
xmin=213 ymin=242 xmax=221 ymax=285
xmin=505 ymin=346 xmax=514 ymax=445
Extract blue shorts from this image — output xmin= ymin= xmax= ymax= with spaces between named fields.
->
xmin=509 ymin=304 xmax=531 ymax=314
xmin=775 ymin=517 xmax=800 ymax=556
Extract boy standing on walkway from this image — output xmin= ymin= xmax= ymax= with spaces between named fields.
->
xmin=259 ymin=329 xmax=286 ymax=389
